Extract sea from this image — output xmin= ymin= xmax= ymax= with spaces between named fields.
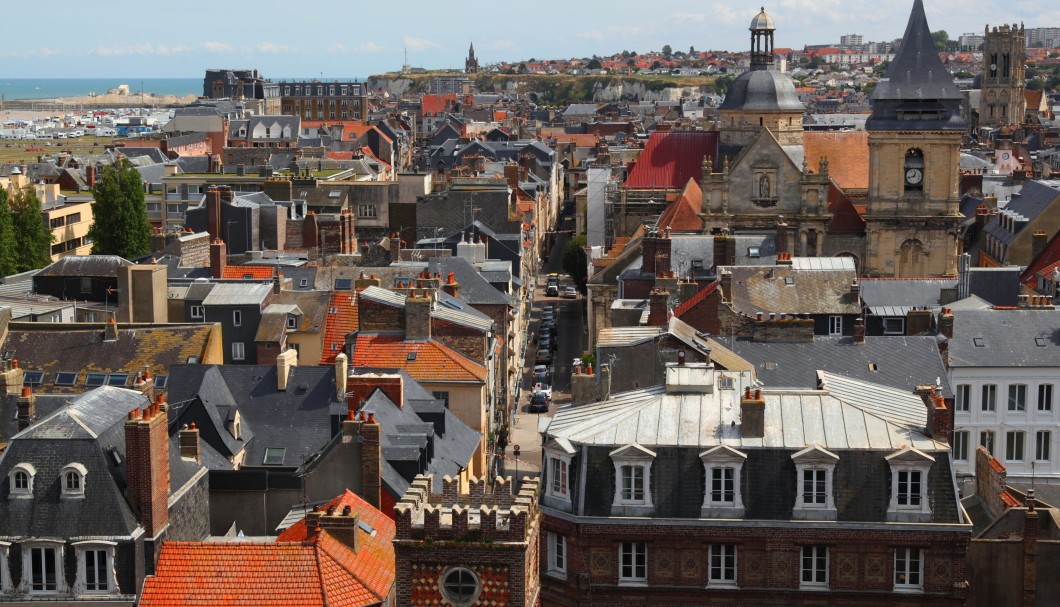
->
xmin=0 ymin=78 xmax=202 ymax=100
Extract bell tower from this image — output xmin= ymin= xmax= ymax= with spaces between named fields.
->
xmin=863 ymin=0 xmax=964 ymax=277
xmin=980 ymin=23 xmax=1026 ymax=127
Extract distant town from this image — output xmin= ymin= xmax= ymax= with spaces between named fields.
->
xmin=0 ymin=2 xmax=1058 ymax=607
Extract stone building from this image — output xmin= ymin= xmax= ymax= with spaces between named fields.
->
xmin=979 ymin=23 xmax=1027 ymax=128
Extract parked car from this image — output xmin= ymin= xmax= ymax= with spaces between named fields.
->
xmin=539 ymin=337 xmax=553 ymax=352
xmin=536 ymin=348 xmax=553 ymax=364
xmin=533 ymin=365 xmax=551 ymax=383
xmin=563 ymin=286 xmax=577 ymax=298
xmin=532 ymin=383 xmax=552 ymax=399
xmin=545 ymin=285 xmax=559 ymax=297
xmin=528 ymin=392 xmax=550 ymax=413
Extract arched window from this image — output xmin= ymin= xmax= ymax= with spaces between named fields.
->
xmin=8 ymin=464 xmax=35 ymax=498
xmin=898 ymin=239 xmax=926 ymax=278
xmin=60 ymin=463 xmax=87 ymax=499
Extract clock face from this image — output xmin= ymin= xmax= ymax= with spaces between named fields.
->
xmin=990 ymin=63 xmax=997 ymax=71
xmin=1002 ymin=152 xmax=1011 ymax=160
xmin=905 ymin=168 xmax=923 ymax=185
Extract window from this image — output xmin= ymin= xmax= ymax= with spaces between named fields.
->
xmin=1006 ymin=431 xmax=1025 ymax=461
xmin=54 ymin=372 xmax=77 ymax=386
xmin=894 ymin=548 xmax=923 ymax=592
xmin=431 ymin=391 xmax=449 ymax=408
xmin=190 ymin=305 xmax=204 ymax=319
xmin=106 ymin=373 xmax=128 ymax=387
xmin=85 ymin=372 xmax=107 ymax=387
xmin=357 ymin=204 xmax=377 ymax=218
xmin=154 ymin=375 xmax=169 ymax=389
xmin=828 ymin=315 xmax=842 ymax=336
xmin=882 ymin=317 xmax=905 ymax=335
xmin=955 ymin=385 xmax=970 ymax=412
xmin=61 ymin=463 xmax=87 ymax=499
xmin=610 ymin=444 xmax=656 ymax=514
xmin=712 ymin=467 xmax=735 ymax=503
xmin=896 ymin=470 xmax=922 ymax=506
xmin=547 ymin=533 xmax=566 ymax=578
xmin=1036 ymin=431 xmax=1051 ymax=461
xmin=800 ymin=546 xmax=828 ymax=588
xmin=1039 ymin=384 xmax=1053 ymax=411
xmin=980 ymin=430 xmax=995 ymax=454
xmin=25 ymin=544 xmax=63 ymax=593
xmin=80 ymin=547 xmax=110 ymax=592
xmin=791 ymin=446 xmax=838 ymax=520
xmin=953 ymin=431 xmax=969 ymax=461
xmin=80 ymin=277 xmax=92 ymax=294
xmin=286 ymin=315 xmax=297 ymax=329
xmin=22 ymin=371 xmax=44 ymax=387
xmin=621 ymin=465 xmax=644 ymax=501
xmin=981 ymin=384 xmax=997 ymax=412
xmin=232 ymin=310 xmax=242 ymax=327
xmin=8 ymin=464 xmax=35 ymax=498
xmin=886 ymin=446 xmax=933 ymax=522
xmin=1008 ymin=384 xmax=1027 ymax=411
xmin=550 ymin=457 xmax=569 ymax=498
xmin=440 ymin=567 xmax=479 ymax=605
xmin=618 ymin=542 xmax=647 ymax=585
xmin=708 ymin=544 xmax=737 ymax=587
xmin=263 ymin=447 xmax=286 ymax=465
xmin=232 ymin=342 xmax=245 ymax=361
xmin=700 ymin=445 xmax=746 ymax=516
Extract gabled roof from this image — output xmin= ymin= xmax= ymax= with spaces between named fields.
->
xmin=35 ymin=255 xmax=132 ymax=277
xmin=656 ymin=179 xmax=704 ymax=232
xmin=320 ymin=292 xmax=358 ymax=365
xmin=221 ymin=265 xmax=275 ymax=280
xmin=350 ymin=333 xmax=487 ymax=383
xmin=624 ymin=130 xmax=718 ymax=190
xmin=427 ymin=257 xmax=511 ymax=306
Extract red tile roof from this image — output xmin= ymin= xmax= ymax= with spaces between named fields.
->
xmin=421 ymin=93 xmax=458 ymax=117
xmin=624 ymin=130 xmax=718 ymax=190
xmin=656 ymin=179 xmax=703 ymax=232
xmin=674 ymin=281 xmax=717 ymax=318
xmin=222 ymin=265 xmax=274 ymax=280
xmin=803 ymin=131 xmax=869 ymax=191
xmin=321 ymin=292 xmax=359 ymax=365
xmin=827 ymin=186 xmax=866 ymax=235
xmin=351 ymin=333 xmax=487 ymax=383
xmin=1022 ymin=231 xmax=1060 ymax=288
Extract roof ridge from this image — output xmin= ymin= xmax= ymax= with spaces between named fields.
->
xmin=674 ymin=282 xmax=717 ymax=318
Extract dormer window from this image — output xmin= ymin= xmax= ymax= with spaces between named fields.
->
xmin=610 ymin=444 xmax=655 ymax=516
xmin=700 ymin=445 xmax=747 ymax=518
xmin=791 ymin=445 xmax=839 ymax=520
xmin=61 ymin=463 xmax=87 ymax=499
xmin=886 ymin=446 xmax=934 ymax=522
xmin=286 ymin=315 xmax=298 ymax=329
xmin=9 ymin=464 xmax=35 ymax=498
xmin=544 ymin=438 xmax=577 ymax=512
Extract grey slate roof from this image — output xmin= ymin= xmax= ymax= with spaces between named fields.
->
xmin=719 ymin=69 xmax=803 ymax=112
xmin=201 ymin=282 xmax=271 ymax=306
xmin=947 ymin=309 xmax=1060 ymax=368
xmin=427 ymin=257 xmax=511 ymax=305
xmin=859 ymin=278 xmax=957 ymax=309
xmin=727 ymin=264 xmax=860 ymax=316
xmin=36 ymin=255 xmax=133 ymax=278
xmin=713 ymin=335 xmax=952 ymax=397
xmin=983 ymin=179 xmax=1060 ymax=246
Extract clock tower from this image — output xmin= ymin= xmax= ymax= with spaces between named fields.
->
xmin=863 ymin=0 xmax=965 ymax=277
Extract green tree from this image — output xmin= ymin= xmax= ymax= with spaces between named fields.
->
xmin=8 ymin=187 xmax=52 ymax=272
xmin=662 ymin=44 xmax=673 ymax=57
xmin=0 ymin=189 xmax=16 ymax=276
xmin=88 ymin=158 xmax=152 ymax=259
xmin=689 ymin=45 xmax=695 ymax=55
xmin=563 ymin=234 xmax=588 ymax=288
xmin=586 ymin=58 xmax=602 ymax=70
xmin=713 ymin=75 xmax=735 ymax=96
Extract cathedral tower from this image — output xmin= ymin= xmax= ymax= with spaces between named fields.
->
xmin=465 ymin=42 xmax=479 ymax=74
xmin=863 ymin=0 xmax=964 ymax=277
xmin=980 ymin=23 xmax=1026 ymax=127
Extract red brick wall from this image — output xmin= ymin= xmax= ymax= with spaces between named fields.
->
xmin=432 ymin=320 xmax=487 ymax=361
xmin=125 ymin=403 xmax=171 ymax=537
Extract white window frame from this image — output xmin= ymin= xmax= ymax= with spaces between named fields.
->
xmin=232 ymin=342 xmax=245 ymax=361
xmin=953 ymin=430 xmax=969 ymax=462
xmin=544 ymin=440 xmax=576 ymax=510
xmin=1036 ymin=430 xmax=1051 ymax=462
xmin=232 ymin=310 xmax=242 ymax=327
xmin=882 ymin=317 xmax=905 ymax=335
xmin=618 ymin=541 xmax=647 ymax=586
xmin=286 ymin=315 xmax=297 ymax=329
xmin=982 ymin=384 xmax=997 ymax=412
xmin=893 ymin=547 xmax=923 ymax=592
xmin=72 ymin=541 xmax=117 ymax=595
xmin=700 ymin=445 xmax=747 ymax=518
xmin=800 ymin=545 xmax=829 ymax=589
xmin=546 ymin=533 xmax=566 ymax=579
xmin=0 ymin=542 xmax=11 ymax=593
xmin=22 ymin=542 xmax=65 ymax=594
xmin=1008 ymin=384 xmax=1027 ymax=411
xmin=8 ymin=463 xmax=35 ymax=499
xmin=60 ymin=463 xmax=87 ymax=500
xmin=955 ymin=384 xmax=970 ymax=412
xmin=828 ymin=315 xmax=842 ymax=336
xmin=1038 ymin=384 xmax=1053 ymax=412
xmin=549 ymin=456 xmax=569 ymax=499
xmin=610 ymin=444 xmax=655 ymax=515
xmin=190 ymin=305 xmax=204 ymax=319
xmin=707 ymin=543 xmax=738 ymax=588
xmin=791 ymin=445 xmax=839 ymax=520
xmin=1006 ymin=430 xmax=1025 ymax=461
xmin=886 ymin=446 xmax=934 ymax=522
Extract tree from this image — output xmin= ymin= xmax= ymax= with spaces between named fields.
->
xmin=713 ymin=75 xmax=735 ymax=96
xmin=586 ymin=58 xmax=602 ymax=70
xmin=88 ymin=158 xmax=152 ymax=259
xmin=0 ymin=189 xmax=16 ymax=276
xmin=562 ymin=234 xmax=588 ymax=289
xmin=8 ymin=187 xmax=52 ymax=272
xmin=662 ymin=44 xmax=673 ymax=57
xmin=689 ymin=45 xmax=696 ymax=56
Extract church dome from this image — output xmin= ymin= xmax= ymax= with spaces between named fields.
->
xmin=749 ymin=7 xmax=775 ymax=31
xmin=719 ymin=68 xmax=803 ymax=112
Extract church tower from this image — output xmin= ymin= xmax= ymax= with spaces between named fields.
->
xmin=980 ymin=23 xmax=1026 ymax=127
xmin=465 ymin=42 xmax=479 ymax=74
xmin=863 ymin=0 xmax=964 ymax=278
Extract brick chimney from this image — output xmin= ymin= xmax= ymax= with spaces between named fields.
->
xmin=179 ymin=423 xmax=201 ymax=464
xmin=360 ymin=412 xmax=381 ymax=509
xmin=713 ymin=230 xmax=735 ymax=268
xmin=276 ymin=348 xmax=298 ymax=391
xmin=740 ymin=387 xmax=765 ymax=438
xmin=346 ymin=373 xmax=404 ymax=409
xmin=647 ymin=288 xmax=670 ymax=327
xmin=905 ymin=308 xmax=933 ymax=336
xmin=1032 ymin=231 xmax=1048 ymax=260
xmin=335 ymin=352 xmax=349 ymax=401
xmin=655 ymin=228 xmax=672 ymax=276
xmin=849 ymin=278 xmax=860 ymax=303
xmin=125 ymin=401 xmax=171 ymax=537
xmin=206 ymin=187 xmax=222 ymax=240
xmin=775 ymin=219 xmax=790 ymax=256
xmin=852 ymin=317 xmax=865 ymax=344
xmin=311 ymin=504 xmax=361 ymax=552
xmin=405 ymin=291 xmax=432 ymax=340
xmin=642 ymin=233 xmax=659 ymax=276
xmin=915 ymin=385 xmax=952 ymax=444
xmin=442 ymin=272 xmax=460 ymax=298
xmin=16 ymin=386 xmax=35 ymax=431
xmin=938 ymin=308 xmax=954 ymax=339
xmin=355 ymin=272 xmax=382 ymax=291
xmin=86 ymin=165 xmax=96 ymax=189
xmin=209 ymin=239 xmax=227 ymax=279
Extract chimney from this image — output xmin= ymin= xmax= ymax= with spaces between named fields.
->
xmin=104 ymin=316 xmax=119 ymax=342
xmin=1023 ymin=492 xmax=1039 ymax=607
xmin=849 ymin=278 xmax=860 ymax=303
xmin=209 ymin=239 xmax=227 ymax=279
xmin=16 ymin=386 xmax=35 ymax=431
xmin=647 ymin=288 xmax=670 ymax=327
xmin=125 ymin=402 xmax=171 ymax=537
xmin=599 ymin=364 xmax=612 ymax=401
xmin=179 ymin=423 xmax=201 ymax=464
xmin=219 ymin=185 xmax=234 ymax=204
xmin=314 ymin=505 xmax=361 ymax=552
xmin=642 ymin=232 xmax=659 ymax=276
xmin=939 ymin=308 xmax=954 ymax=339
xmin=405 ymin=291 xmax=432 ymax=340
xmin=442 ymin=272 xmax=460 ymax=298
xmin=776 ymin=251 xmax=793 ymax=265
xmin=335 ymin=353 xmax=349 ymax=401
xmin=775 ymin=219 xmax=790 ymax=255
xmin=656 ymin=229 xmax=672 ymax=276
xmin=346 ymin=373 xmax=404 ymax=409
xmin=853 ymin=317 xmax=865 ymax=344
xmin=915 ymin=386 xmax=952 ymax=444
xmin=86 ymin=165 xmax=96 ymax=189
xmin=713 ymin=230 xmax=735 ymax=268
xmin=276 ymin=348 xmax=298 ymax=391
xmin=719 ymin=269 xmax=732 ymax=303
xmin=1032 ymin=230 xmax=1048 ymax=260
xmin=360 ymin=412 xmax=381 ymax=509
xmin=905 ymin=308 xmax=933 ymax=336
xmin=206 ymin=187 xmax=222 ymax=240
xmin=355 ymin=272 xmax=381 ymax=291
xmin=740 ymin=387 xmax=765 ymax=438
xmin=272 ymin=271 xmax=283 ymax=295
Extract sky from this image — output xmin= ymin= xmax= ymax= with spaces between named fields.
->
xmin=1 ymin=0 xmax=1056 ymax=78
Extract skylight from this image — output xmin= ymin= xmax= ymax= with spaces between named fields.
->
xmin=54 ymin=372 xmax=77 ymax=386
xmin=973 ymin=337 xmax=985 ymax=347
xmin=1035 ymin=337 xmax=1047 ymax=347
xmin=263 ymin=447 xmax=287 ymax=466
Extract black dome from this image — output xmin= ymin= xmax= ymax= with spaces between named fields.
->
xmin=719 ymin=69 xmax=804 ymax=112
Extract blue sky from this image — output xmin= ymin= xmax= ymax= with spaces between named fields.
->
xmin=1 ymin=0 xmax=1054 ymax=78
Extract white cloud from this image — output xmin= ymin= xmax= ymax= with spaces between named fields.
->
xmin=356 ymin=41 xmax=384 ymax=53
xmin=673 ymin=12 xmax=709 ymax=23
xmin=0 ymin=47 xmax=62 ymax=59
xmin=257 ymin=42 xmax=293 ymax=54
xmin=484 ymin=40 xmax=516 ymax=50
xmin=88 ymin=43 xmax=193 ymax=57
xmin=404 ymin=36 xmax=440 ymax=52
xmin=579 ymin=25 xmax=646 ymax=42
xmin=202 ymin=41 xmax=234 ymax=53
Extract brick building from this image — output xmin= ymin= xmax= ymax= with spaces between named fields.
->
xmin=394 ymin=474 xmax=540 ymax=607
xmin=539 ymin=360 xmax=970 ymax=606
xmin=279 ymin=80 xmax=368 ymax=122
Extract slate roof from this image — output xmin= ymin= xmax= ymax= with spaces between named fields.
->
xmin=427 ymin=257 xmax=511 ymax=306
xmin=726 ymin=264 xmax=860 ymax=316
xmin=624 ymin=130 xmax=718 ymax=190
xmin=35 ymin=255 xmax=132 ymax=277
xmin=350 ymin=333 xmax=487 ymax=383
xmin=983 ymin=180 xmax=1060 ymax=247
xmin=269 ymin=290 xmax=330 ymax=333
xmin=858 ymin=278 xmax=957 ymax=309
xmin=947 ymin=309 xmax=1060 ymax=368
xmin=719 ymin=69 xmax=804 ymax=112
xmin=713 ymin=335 xmax=952 ymax=397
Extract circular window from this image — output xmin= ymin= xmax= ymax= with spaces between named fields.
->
xmin=440 ymin=567 xmax=479 ymax=605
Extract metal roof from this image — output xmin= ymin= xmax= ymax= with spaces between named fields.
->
xmin=201 ymin=282 xmax=272 ymax=306
xmin=790 ymin=257 xmax=856 ymax=271
xmin=867 ymin=305 xmax=910 ymax=317
xmin=597 ymin=326 xmax=665 ymax=347
xmin=815 ymin=371 xmax=927 ymax=429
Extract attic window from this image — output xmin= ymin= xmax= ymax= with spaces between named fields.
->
xmin=106 ymin=373 xmax=129 ymax=387
xmin=328 ymin=190 xmax=341 ymax=198
xmin=407 ymin=352 xmax=418 ymax=361
xmin=54 ymin=372 xmax=77 ymax=386
xmin=299 ymin=279 xmax=308 ymax=288
xmin=286 ymin=316 xmax=297 ymax=329
xmin=748 ymin=247 xmax=760 ymax=258
xmin=263 ymin=447 xmax=286 ymax=466
xmin=155 ymin=375 xmax=169 ymax=389
xmin=973 ymin=337 xmax=985 ymax=348
xmin=335 ymin=278 xmax=353 ymax=290
xmin=23 ymin=371 xmax=44 ymax=387
xmin=868 ymin=363 xmax=879 ymax=372
xmin=186 ymin=356 xmax=200 ymax=364
xmin=785 ymin=277 xmax=795 ymax=285
xmin=1035 ymin=337 xmax=1047 ymax=347
xmin=329 ymin=307 xmax=338 ymax=314
xmin=85 ymin=373 xmax=107 ymax=387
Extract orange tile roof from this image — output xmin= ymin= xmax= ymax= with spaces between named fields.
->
xmin=656 ymin=178 xmax=703 ymax=232
xmin=548 ymin=133 xmax=600 ymax=148
xmin=421 ymin=93 xmax=457 ymax=117
xmin=321 ymin=292 xmax=358 ymax=365
xmin=803 ymin=131 xmax=869 ymax=191
xmin=351 ymin=333 xmax=487 ymax=383
xmin=674 ymin=281 xmax=717 ymax=318
xmin=327 ymin=151 xmax=355 ymax=160
xmin=222 ymin=265 xmax=274 ymax=280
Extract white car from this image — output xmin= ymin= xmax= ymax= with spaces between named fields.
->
xmin=532 ymin=383 xmax=553 ymax=399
